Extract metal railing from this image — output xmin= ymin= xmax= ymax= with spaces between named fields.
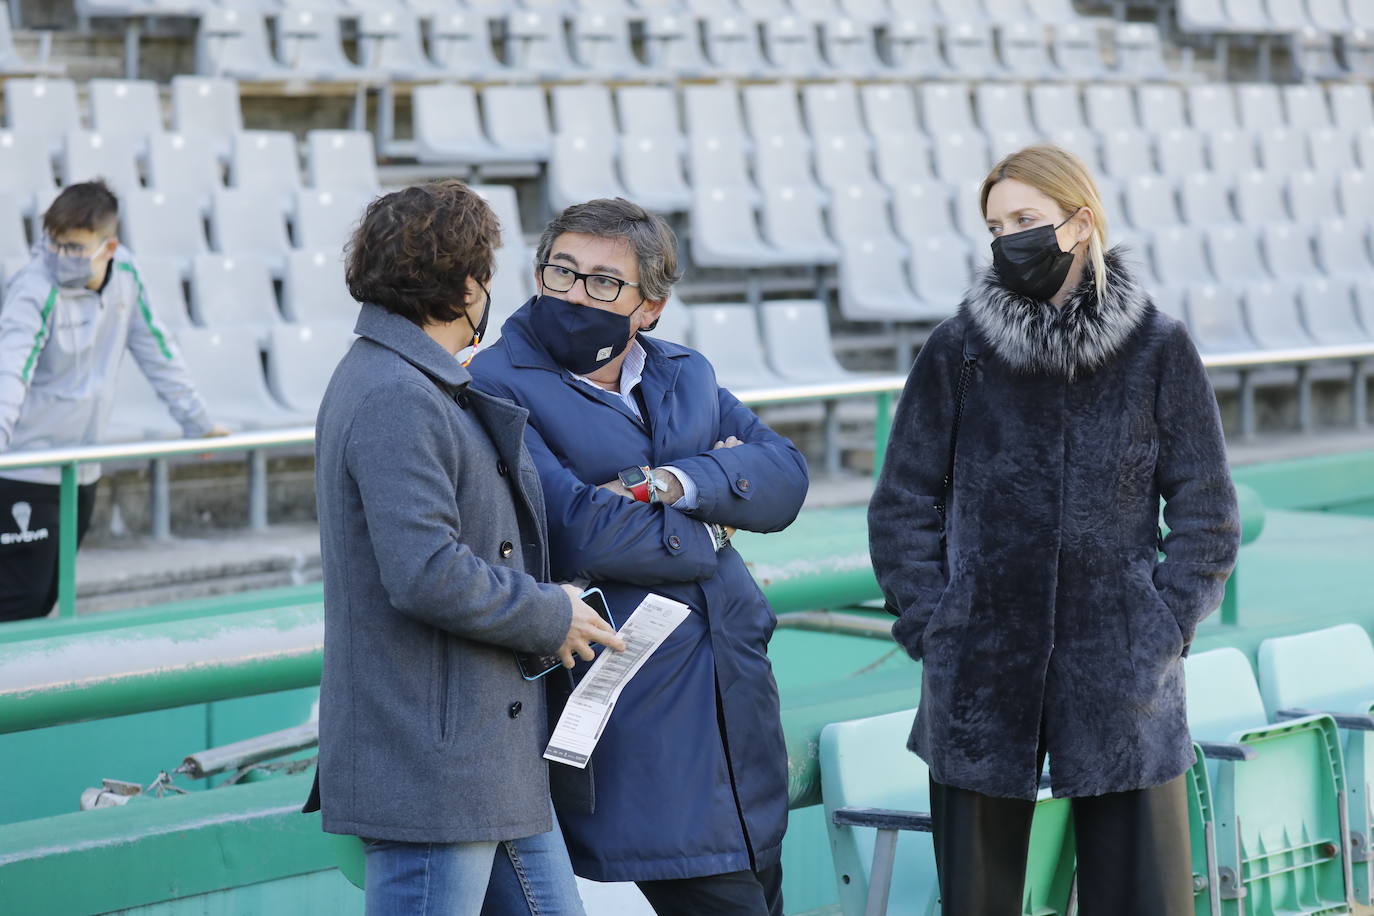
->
xmin=0 ymin=340 xmax=1366 ymax=621
xmin=1208 ymin=343 xmax=1374 ymax=437
xmin=0 ymin=377 xmax=906 ymax=620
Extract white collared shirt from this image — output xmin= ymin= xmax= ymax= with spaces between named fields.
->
xmin=574 ymin=340 xmax=700 ymax=511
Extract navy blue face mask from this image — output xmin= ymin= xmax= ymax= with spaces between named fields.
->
xmin=528 ymin=294 xmax=644 ymax=375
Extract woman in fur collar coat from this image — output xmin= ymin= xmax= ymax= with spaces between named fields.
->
xmin=869 ymin=146 xmax=1240 ymax=915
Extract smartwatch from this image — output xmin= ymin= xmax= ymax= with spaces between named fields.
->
xmin=618 ymin=466 xmax=655 ymax=503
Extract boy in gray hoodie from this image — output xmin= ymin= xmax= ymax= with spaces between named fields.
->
xmin=0 ymin=180 xmax=226 ymax=620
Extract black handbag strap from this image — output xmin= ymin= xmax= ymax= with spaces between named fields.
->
xmin=934 ymin=335 xmax=981 ymax=545
xmin=881 ymin=333 xmax=981 ymax=618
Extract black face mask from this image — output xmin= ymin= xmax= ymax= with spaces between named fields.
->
xmin=990 ymin=213 xmax=1081 ymax=302
xmin=457 ymin=282 xmax=491 ymax=368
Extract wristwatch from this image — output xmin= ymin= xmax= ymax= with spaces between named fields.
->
xmin=711 ymin=523 xmax=732 ymax=551
xmin=618 ymin=466 xmax=655 ymax=503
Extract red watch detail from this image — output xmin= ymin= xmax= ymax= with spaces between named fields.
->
xmin=619 ymin=466 xmax=654 ymax=503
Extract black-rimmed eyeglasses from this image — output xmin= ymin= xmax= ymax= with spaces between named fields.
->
xmin=538 ymin=262 xmax=640 ymax=304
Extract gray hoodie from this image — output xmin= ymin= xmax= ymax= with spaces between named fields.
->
xmin=0 ymin=244 xmax=212 ymax=484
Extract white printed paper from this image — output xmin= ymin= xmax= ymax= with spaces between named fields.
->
xmin=544 ymin=593 xmax=691 ymax=768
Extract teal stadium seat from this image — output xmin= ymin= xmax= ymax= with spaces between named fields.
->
xmin=1185 ymin=741 xmax=1223 ymax=916
xmin=1185 ymin=647 xmax=1352 ymax=915
xmin=1258 ymin=624 xmax=1374 ymax=905
xmin=820 ymin=709 xmax=1076 ymax=916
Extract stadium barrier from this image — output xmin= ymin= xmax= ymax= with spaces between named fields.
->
xmin=0 ymin=347 xmax=1318 ymax=624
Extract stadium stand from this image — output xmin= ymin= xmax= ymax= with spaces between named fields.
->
xmin=0 ymin=8 xmax=59 ymax=76
xmin=0 ymin=1 xmax=1365 ymax=450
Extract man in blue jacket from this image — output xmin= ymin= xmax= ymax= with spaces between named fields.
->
xmin=469 ymin=198 xmax=808 ymax=916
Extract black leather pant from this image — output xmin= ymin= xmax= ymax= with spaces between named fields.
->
xmin=929 ymin=732 xmax=1193 ymax=916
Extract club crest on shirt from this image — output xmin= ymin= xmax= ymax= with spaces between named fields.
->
xmin=1 ymin=502 xmax=49 ymax=546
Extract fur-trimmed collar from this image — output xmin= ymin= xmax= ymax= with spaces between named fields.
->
xmin=963 ymin=245 xmax=1150 ymax=379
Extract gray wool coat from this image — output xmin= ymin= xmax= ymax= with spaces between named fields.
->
xmin=869 ymin=247 xmax=1241 ymax=801
xmin=308 ymin=303 xmax=574 ymax=842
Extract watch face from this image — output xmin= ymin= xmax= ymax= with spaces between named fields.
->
xmin=620 ymin=467 xmax=648 ymax=487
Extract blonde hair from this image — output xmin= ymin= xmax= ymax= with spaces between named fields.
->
xmin=979 ymin=144 xmax=1109 ymax=303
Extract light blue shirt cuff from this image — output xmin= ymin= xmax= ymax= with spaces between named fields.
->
xmin=660 ymin=465 xmax=699 ymax=511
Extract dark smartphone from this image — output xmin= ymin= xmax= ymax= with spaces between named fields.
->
xmin=516 ymin=588 xmax=616 ymax=681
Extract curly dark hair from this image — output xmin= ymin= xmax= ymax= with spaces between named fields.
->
xmin=344 ymin=180 xmax=501 ymax=327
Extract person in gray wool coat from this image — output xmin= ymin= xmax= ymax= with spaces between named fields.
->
xmin=307 ymin=180 xmax=624 ymax=916
xmin=869 ymin=145 xmax=1240 ymax=916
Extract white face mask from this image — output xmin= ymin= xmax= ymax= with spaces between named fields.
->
xmin=44 ymin=236 xmax=108 ymax=289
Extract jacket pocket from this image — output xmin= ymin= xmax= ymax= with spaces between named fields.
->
xmin=1149 ymin=585 xmax=1187 ymax=656
xmin=1123 ymin=548 xmax=1186 ymax=660
xmin=894 ymin=582 xmax=956 ymax=661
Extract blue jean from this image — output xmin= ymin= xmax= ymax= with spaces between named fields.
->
xmin=365 ymin=817 xmax=584 ymax=916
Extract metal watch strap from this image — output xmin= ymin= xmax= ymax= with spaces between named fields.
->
xmin=711 ymin=523 xmax=731 ymax=551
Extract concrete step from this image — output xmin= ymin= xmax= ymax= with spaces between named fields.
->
xmin=75 ymin=523 xmax=321 ymax=615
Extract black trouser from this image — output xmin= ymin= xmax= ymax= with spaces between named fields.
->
xmin=0 ymin=478 xmax=98 ymax=622
xmin=929 ymin=773 xmax=1194 ymax=916
xmin=636 ymin=862 xmax=783 ymax=916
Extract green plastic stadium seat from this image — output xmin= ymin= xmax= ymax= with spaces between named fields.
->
xmin=1185 ymin=647 xmax=1352 ymax=915
xmin=1258 ymin=624 xmax=1374 ymax=905
xmin=820 ymin=708 xmax=1076 ymax=916
xmin=1185 ymin=741 xmax=1223 ymax=916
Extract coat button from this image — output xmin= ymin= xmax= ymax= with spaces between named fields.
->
xmin=456 ymin=394 xmax=470 ymax=409
xmin=509 ymin=701 xmax=522 ymax=719
xmin=737 ymin=477 xmax=751 ymax=492
xmin=668 ymin=535 xmax=681 ymax=549
xmin=497 ymin=459 xmax=508 ymax=476
xmin=499 ymin=540 xmax=514 ymax=558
